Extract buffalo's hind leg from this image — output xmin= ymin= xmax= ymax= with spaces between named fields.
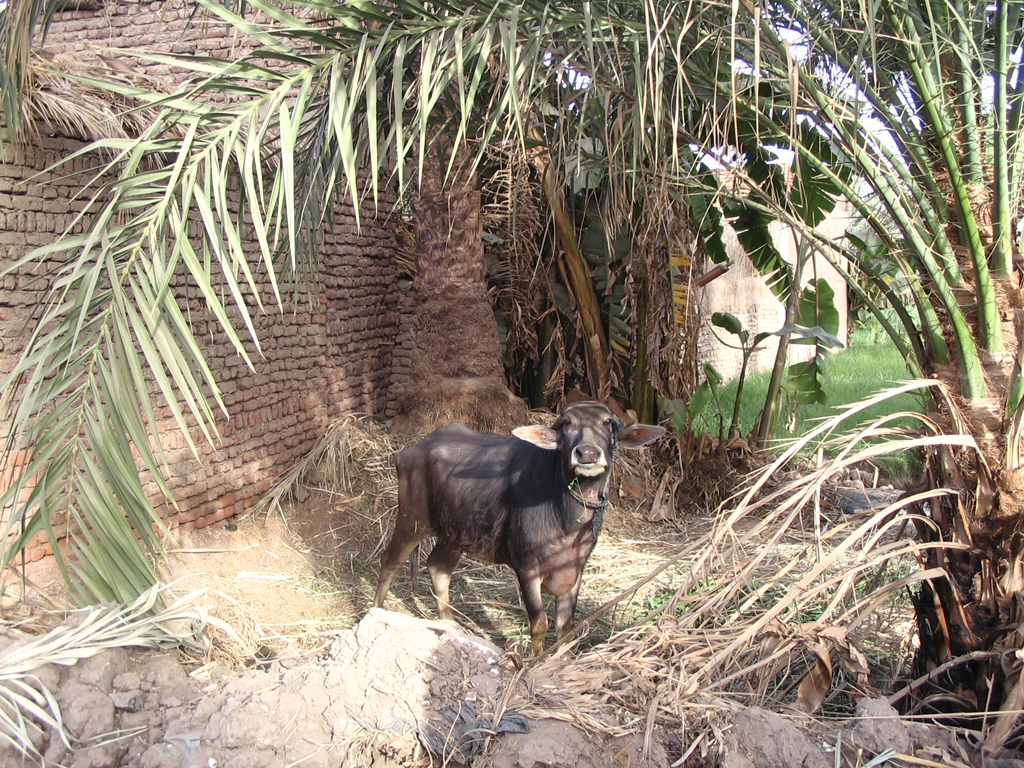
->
xmin=426 ymin=541 xmax=463 ymax=622
xmin=374 ymin=531 xmax=427 ymax=609
xmin=375 ymin=454 xmax=430 ymax=609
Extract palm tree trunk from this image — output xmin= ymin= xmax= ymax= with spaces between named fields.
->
xmin=394 ymin=139 xmax=527 ymax=433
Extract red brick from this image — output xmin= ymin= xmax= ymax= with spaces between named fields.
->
xmin=1 ymin=0 xmax=400 ymax=552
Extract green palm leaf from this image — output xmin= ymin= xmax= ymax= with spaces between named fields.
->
xmin=0 ymin=0 xmax=748 ymax=602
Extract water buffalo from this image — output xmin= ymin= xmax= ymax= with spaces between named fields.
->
xmin=374 ymin=401 xmax=665 ymax=655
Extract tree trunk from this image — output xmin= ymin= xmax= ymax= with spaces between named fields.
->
xmin=905 ymin=274 xmax=1024 ymax=751
xmin=393 ymin=141 xmax=527 ymax=434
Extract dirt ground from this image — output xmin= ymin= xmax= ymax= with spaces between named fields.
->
xmin=2 ymin=480 xmax=694 ymax=767
xmin=0 ymin=421 xmax=987 ymax=767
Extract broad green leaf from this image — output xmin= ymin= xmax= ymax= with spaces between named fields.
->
xmin=795 ymin=279 xmax=841 ymax=341
xmin=712 ymin=312 xmax=744 ymax=338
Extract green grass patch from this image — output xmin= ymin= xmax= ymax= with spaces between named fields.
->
xmin=692 ymin=323 xmax=926 ymax=483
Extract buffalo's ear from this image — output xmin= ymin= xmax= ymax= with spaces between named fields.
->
xmin=513 ymin=425 xmax=561 ymax=450
xmin=618 ymin=424 xmax=666 ymax=449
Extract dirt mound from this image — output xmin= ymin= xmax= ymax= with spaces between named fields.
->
xmin=719 ymin=707 xmax=831 ymax=768
xmin=476 ymin=717 xmax=667 ymax=768
xmin=2 ymin=608 xmax=675 ymax=768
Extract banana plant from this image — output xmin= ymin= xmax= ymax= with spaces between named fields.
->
xmin=712 ymin=311 xmax=844 ymax=440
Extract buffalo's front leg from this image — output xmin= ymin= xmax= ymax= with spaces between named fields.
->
xmin=554 ymin=568 xmax=584 ymax=641
xmin=516 ymin=572 xmax=548 ymax=657
xmin=426 ymin=541 xmax=463 ymax=622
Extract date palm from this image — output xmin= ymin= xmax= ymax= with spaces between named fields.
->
xmin=714 ymin=0 xmax=1024 ymax=746
xmin=7 ymin=0 xmax=1014 ymax=742
xmin=0 ymin=1 xmax=739 ymax=601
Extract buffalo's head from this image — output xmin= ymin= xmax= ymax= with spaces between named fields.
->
xmin=513 ymin=401 xmax=665 ymax=486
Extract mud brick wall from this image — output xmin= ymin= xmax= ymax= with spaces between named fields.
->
xmin=697 ymin=216 xmax=850 ymax=386
xmin=43 ymin=0 xmax=260 ymax=71
xmin=0 ymin=0 xmax=400 ymax=556
xmin=140 ymin=195 xmax=398 ymax=534
xmin=0 ymin=137 xmax=398 ymax=556
xmin=388 ymin=275 xmax=416 ymax=408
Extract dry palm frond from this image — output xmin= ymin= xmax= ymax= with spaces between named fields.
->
xmin=631 ymin=188 xmax=701 ymax=404
xmin=0 ymin=583 xmax=233 ymax=762
xmin=19 ymin=52 xmax=168 ymax=144
xmin=513 ymin=380 xmax=964 ymax=739
xmin=481 ymin=140 xmax=551 ymax=402
xmin=251 ymin=416 xmax=398 ymax=520
xmin=248 ymin=414 xmax=404 ymax=593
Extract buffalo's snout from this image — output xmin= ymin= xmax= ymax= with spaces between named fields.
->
xmin=571 ymin=443 xmax=608 ymax=476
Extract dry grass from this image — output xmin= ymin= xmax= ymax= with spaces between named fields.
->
xmin=20 ymin=52 xmax=170 ymax=145
xmin=4 ymin=388 xmax=973 ymax=764
xmin=254 ymin=400 xmax=931 ymax=733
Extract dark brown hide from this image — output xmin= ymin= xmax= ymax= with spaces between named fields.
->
xmin=374 ymin=401 xmax=664 ymax=655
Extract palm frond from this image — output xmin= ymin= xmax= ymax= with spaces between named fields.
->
xmin=0 ymin=583 xmax=231 ymax=761
xmin=521 ymin=382 xmax=971 ymax=729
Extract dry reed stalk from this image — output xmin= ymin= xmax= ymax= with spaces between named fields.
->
xmin=505 ymin=382 xmax=972 ymax=751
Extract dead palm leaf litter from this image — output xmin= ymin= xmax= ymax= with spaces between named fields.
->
xmin=242 ymin=389 xmax=974 ymax=750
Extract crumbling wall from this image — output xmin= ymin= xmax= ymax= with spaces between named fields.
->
xmin=697 ymin=210 xmax=851 ymax=385
xmin=0 ymin=0 xmax=399 ymax=556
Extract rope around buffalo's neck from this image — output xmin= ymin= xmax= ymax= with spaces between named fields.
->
xmin=566 ymin=480 xmax=608 ymax=543
xmin=566 ymin=483 xmax=610 ymax=512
